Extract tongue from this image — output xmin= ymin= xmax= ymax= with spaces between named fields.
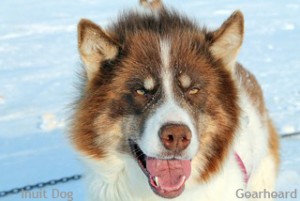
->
xmin=146 ymin=157 xmax=191 ymax=192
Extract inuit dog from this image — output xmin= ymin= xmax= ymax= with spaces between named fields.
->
xmin=70 ymin=1 xmax=279 ymax=200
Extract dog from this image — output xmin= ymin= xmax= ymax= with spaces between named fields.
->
xmin=70 ymin=0 xmax=279 ymax=200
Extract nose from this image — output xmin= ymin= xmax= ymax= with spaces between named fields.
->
xmin=159 ymin=124 xmax=191 ymax=152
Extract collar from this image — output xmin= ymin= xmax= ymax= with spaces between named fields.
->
xmin=234 ymin=152 xmax=249 ymax=184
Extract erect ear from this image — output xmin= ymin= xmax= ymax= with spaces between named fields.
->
xmin=78 ymin=19 xmax=119 ymax=80
xmin=140 ymin=0 xmax=163 ymax=10
xmin=210 ymin=11 xmax=244 ymax=71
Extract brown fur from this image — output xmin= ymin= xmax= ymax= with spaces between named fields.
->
xmin=209 ymin=11 xmax=244 ymax=68
xmin=78 ymin=19 xmax=119 ymax=81
xmin=236 ymin=63 xmax=280 ymax=172
xmin=236 ymin=63 xmax=266 ymax=115
xmin=71 ymin=5 xmax=277 ymax=189
xmin=268 ymin=120 xmax=280 ymax=170
xmin=140 ymin=0 xmax=163 ymax=10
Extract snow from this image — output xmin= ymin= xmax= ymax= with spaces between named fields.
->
xmin=0 ymin=0 xmax=299 ymax=200
xmin=38 ymin=113 xmax=65 ymax=132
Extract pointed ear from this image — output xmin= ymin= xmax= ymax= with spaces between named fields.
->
xmin=140 ymin=0 xmax=163 ymax=10
xmin=78 ymin=19 xmax=119 ymax=80
xmin=210 ymin=11 xmax=244 ymax=70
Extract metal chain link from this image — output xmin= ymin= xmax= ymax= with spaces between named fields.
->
xmin=281 ymin=131 xmax=300 ymax=138
xmin=0 ymin=132 xmax=299 ymax=199
xmin=0 ymin=174 xmax=82 ymax=198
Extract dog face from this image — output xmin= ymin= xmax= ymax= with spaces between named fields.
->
xmin=72 ymin=2 xmax=243 ymax=199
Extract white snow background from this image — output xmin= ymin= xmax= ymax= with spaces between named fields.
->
xmin=0 ymin=0 xmax=299 ymax=200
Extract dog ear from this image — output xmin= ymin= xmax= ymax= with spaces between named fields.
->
xmin=209 ymin=11 xmax=244 ymax=71
xmin=140 ymin=0 xmax=163 ymax=10
xmin=78 ymin=19 xmax=119 ymax=80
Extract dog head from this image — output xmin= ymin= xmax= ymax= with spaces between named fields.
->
xmin=71 ymin=0 xmax=243 ymax=198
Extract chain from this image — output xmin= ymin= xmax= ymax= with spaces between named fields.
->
xmin=281 ymin=131 xmax=300 ymax=138
xmin=0 ymin=174 xmax=82 ymax=198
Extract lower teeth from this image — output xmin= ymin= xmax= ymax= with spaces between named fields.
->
xmin=153 ymin=176 xmax=159 ymax=187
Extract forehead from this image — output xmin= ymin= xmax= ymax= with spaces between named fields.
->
xmin=120 ymin=31 xmax=212 ymax=79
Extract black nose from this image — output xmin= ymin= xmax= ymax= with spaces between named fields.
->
xmin=159 ymin=124 xmax=191 ymax=152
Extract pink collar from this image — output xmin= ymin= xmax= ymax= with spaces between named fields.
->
xmin=234 ymin=152 xmax=249 ymax=184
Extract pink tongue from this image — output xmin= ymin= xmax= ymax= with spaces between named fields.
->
xmin=146 ymin=158 xmax=191 ymax=191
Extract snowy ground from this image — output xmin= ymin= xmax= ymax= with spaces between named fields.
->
xmin=0 ymin=0 xmax=299 ymax=200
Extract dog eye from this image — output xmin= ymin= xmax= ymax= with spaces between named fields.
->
xmin=136 ymin=89 xmax=146 ymax=96
xmin=188 ymin=88 xmax=199 ymax=95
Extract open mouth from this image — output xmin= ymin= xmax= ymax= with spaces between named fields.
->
xmin=129 ymin=139 xmax=191 ymax=199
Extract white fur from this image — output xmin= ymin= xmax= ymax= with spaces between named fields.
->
xmin=81 ymin=147 xmax=247 ymax=201
xmin=234 ymin=90 xmax=269 ymax=179
xmin=77 ymin=25 xmax=277 ymax=200
xmin=133 ymin=4 xmax=160 ymax=19
xmin=160 ymin=39 xmax=170 ymax=70
xmin=79 ymin=74 xmax=276 ymax=201
xmin=179 ymin=74 xmax=192 ymax=88
xmin=144 ymin=77 xmax=155 ymax=90
xmin=220 ymin=75 xmax=277 ymax=201
xmin=139 ymin=39 xmax=198 ymax=159
xmin=233 ymin=78 xmax=277 ymax=201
